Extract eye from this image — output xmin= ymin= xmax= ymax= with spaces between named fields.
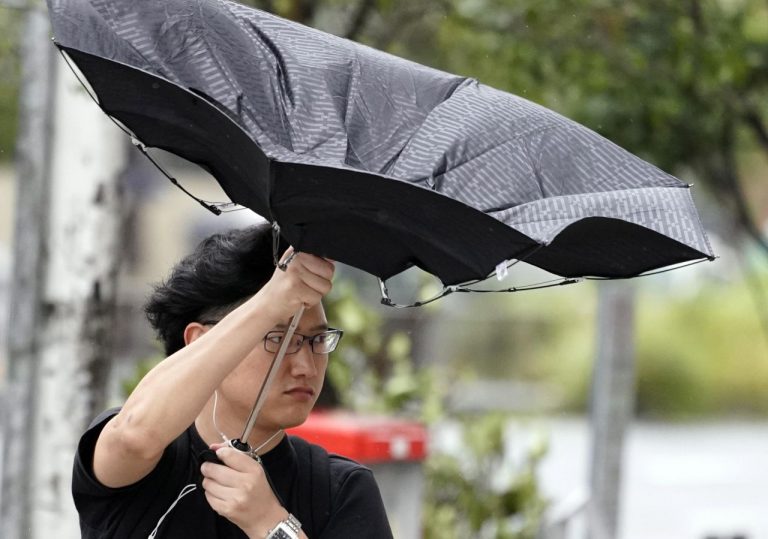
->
xmin=266 ymin=332 xmax=285 ymax=344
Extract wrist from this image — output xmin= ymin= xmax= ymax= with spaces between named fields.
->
xmin=244 ymin=506 xmax=289 ymax=539
xmin=248 ymin=286 xmax=293 ymax=327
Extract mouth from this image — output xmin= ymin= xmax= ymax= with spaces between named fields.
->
xmin=284 ymin=387 xmax=316 ymax=400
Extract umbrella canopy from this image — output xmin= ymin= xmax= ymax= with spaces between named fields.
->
xmin=46 ymin=0 xmax=714 ymax=287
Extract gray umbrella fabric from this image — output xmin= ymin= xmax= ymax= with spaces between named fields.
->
xmin=46 ymin=0 xmax=714 ymax=285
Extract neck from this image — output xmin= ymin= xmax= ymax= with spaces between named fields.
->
xmin=195 ymin=394 xmax=285 ymax=455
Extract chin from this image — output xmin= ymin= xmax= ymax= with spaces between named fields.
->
xmin=260 ymin=409 xmax=311 ymax=429
xmin=279 ymin=408 xmax=313 ymax=430
xmin=286 ymin=414 xmax=311 ymax=429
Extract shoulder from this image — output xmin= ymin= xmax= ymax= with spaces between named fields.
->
xmin=288 ymin=435 xmax=374 ymax=487
xmin=73 ymin=409 xmax=199 ymax=536
xmin=328 ymin=454 xmax=375 ymax=489
xmin=286 ymin=436 xmax=382 ymax=506
xmin=323 ymin=454 xmax=392 ymax=537
xmin=73 ymin=407 xmax=122 ymax=484
xmin=287 ymin=436 xmax=392 ymax=537
xmin=73 ymin=407 xmax=193 ymax=495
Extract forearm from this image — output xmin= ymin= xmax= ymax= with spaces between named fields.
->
xmin=113 ymin=293 xmax=283 ymax=452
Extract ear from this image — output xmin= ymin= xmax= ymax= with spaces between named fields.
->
xmin=183 ymin=322 xmax=209 ymax=347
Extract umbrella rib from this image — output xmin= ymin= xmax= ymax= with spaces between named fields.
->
xmin=134 ymin=145 xmax=245 ymax=215
xmin=584 ymin=256 xmax=715 ymax=280
xmin=59 ymin=46 xmax=249 ymax=215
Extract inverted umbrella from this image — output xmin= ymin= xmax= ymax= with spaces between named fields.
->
xmin=46 ymin=0 xmax=714 ymax=449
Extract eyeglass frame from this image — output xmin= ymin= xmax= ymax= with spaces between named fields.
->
xmin=198 ymin=320 xmax=344 ymax=355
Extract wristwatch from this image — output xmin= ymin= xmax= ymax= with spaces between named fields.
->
xmin=265 ymin=513 xmax=301 ymax=539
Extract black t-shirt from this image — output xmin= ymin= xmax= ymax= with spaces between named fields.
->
xmin=73 ymin=409 xmax=393 ymax=539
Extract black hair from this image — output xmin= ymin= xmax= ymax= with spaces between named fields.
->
xmin=144 ymin=223 xmax=289 ymax=356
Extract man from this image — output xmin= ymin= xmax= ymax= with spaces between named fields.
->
xmin=72 ymin=224 xmax=393 ymax=538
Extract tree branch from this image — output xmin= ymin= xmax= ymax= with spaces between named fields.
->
xmin=715 ymin=118 xmax=768 ymax=346
xmin=689 ymin=0 xmax=704 ymax=32
xmin=719 ymin=118 xmax=768 ymax=258
xmin=344 ymin=0 xmax=376 ymax=41
xmin=743 ymin=108 xmax=768 ymax=154
xmin=285 ymin=0 xmax=318 ymax=24
xmin=736 ymin=251 xmax=768 ymax=356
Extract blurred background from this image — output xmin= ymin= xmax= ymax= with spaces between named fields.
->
xmin=1 ymin=1 xmax=767 ymax=538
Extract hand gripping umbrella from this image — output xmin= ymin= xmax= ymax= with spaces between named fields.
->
xmin=46 ymin=0 xmax=714 ymax=453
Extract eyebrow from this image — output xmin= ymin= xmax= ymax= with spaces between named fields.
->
xmin=273 ymin=323 xmax=329 ymax=332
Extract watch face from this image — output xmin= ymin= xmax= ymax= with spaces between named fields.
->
xmin=267 ymin=526 xmax=296 ymax=539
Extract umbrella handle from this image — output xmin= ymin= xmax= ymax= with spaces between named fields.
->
xmin=232 ymin=304 xmax=305 ymax=451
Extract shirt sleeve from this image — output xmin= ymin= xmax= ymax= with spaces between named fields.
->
xmin=319 ymin=465 xmax=393 ymax=539
xmin=71 ymin=408 xmax=184 ymax=536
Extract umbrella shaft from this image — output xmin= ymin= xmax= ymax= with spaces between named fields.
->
xmin=238 ymin=305 xmax=305 ymax=445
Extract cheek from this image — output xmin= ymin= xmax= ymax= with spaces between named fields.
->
xmin=222 ymin=351 xmax=270 ymax=389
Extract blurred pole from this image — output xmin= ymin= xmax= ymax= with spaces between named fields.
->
xmin=28 ymin=53 xmax=126 ymax=539
xmin=587 ymin=281 xmax=636 ymax=539
xmin=1 ymin=1 xmax=56 ymax=538
xmin=1 ymin=4 xmax=127 ymax=537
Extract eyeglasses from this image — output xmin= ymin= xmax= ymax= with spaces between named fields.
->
xmin=200 ymin=320 xmax=343 ymax=355
xmin=263 ymin=328 xmax=344 ymax=354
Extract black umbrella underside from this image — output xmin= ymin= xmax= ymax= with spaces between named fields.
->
xmin=62 ymin=46 xmax=711 ymax=284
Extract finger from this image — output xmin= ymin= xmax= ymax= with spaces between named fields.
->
xmin=286 ymin=252 xmax=335 ymax=280
xmin=304 ymin=254 xmax=336 ymax=280
xmin=202 ymin=477 xmax=239 ymax=502
xmin=204 ymin=488 xmax=232 ymax=518
xmin=275 ymin=265 xmax=331 ymax=305
xmin=294 ymin=266 xmax=333 ymax=298
xmin=204 ymin=489 xmax=223 ymax=513
xmin=200 ymin=461 xmax=237 ymax=485
xmin=277 ymin=247 xmax=295 ymax=268
xmin=215 ymin=446 xmax=263 ymax=474
xmin=200 ymin=458 xmax=249 ymax=487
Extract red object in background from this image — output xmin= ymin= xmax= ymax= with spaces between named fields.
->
xmin=287 ymin=411 xmax=427 ymax=464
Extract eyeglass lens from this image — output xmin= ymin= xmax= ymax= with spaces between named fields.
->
xmin=264 ymin=330 xmax=341 ymax=354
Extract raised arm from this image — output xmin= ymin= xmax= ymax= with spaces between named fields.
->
xmin=91 ymin=251 xmax=334 ymax=488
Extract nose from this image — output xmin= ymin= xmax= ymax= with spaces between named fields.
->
xmin=289 ymin=340 xmax=318 ymax=378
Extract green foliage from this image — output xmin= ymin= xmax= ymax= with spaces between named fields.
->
xmin=635 ymin=274 xmax=768 ymax=418
xmin=322 ymin=277 xmax=548 ymax=535
xmin=0 ymin=8 xmax=22 ymax=161
xmin=439 ymin=283 xmax=596 ymax=410
xmin=423 ymin=414 xmax=548 ymax=539
xmin=381 ymin=0 xmax=768 ymax=243
xmin=323 ymin=278 xmax=444 ymax=419
xmin=121 ymin=355 xmax=161 ymax=398
xmin=439 ymin=271 xmax=768 ymax=420
xmin=423 ymin=0 xmax=768 ymax=170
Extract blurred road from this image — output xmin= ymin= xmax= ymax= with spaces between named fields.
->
xmin=536 ymin=418 xmax=768 ymax=539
